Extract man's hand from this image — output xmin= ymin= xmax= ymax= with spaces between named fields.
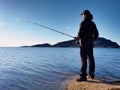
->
xmin=74 ymin=36 xmax=80 ymax=44
xmin=74 ymin=36 xmax=79 ymax=40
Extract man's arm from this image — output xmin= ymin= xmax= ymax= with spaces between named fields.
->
xmin=78 ymin=21 xmax=85 ymax=39
xmin=92 ymin=23 xmax=99 ymax=40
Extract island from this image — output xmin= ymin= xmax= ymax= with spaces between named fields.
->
xmin=22 ymin=37 xmax=120 ymax=48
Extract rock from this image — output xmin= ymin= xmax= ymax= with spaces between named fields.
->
xmin=67 ymin=78 xmax=120 ymax=90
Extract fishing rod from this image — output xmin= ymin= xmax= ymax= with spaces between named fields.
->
xmin=16 ymin=19 xmax=75 ymax=38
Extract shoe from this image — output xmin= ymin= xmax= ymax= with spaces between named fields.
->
xmin=91 ymin=76 xmax=94 ymax=79
xmin=87 ymin=75 xmax=94 ymax=79
xmin=76 ymin=78 xmax=87 ymax=82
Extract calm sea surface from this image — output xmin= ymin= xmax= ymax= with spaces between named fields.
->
xmin=0 ymin=47 xmax=119 ymax=90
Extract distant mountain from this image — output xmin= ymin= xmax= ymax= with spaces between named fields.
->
xmin=22 ymin=43 xmax=52 ymax=47
xmin=53 ymin=40 xmax=79 ymax=47
xmin=31 ymin=43 xmax=52 ymax=47
xmin=94 ymin=37 xmax=119 ymax=48
xmin=22 ymin=37 xmax=120 ymax=48
xmin=53 ymin=37 xmax=120 ymax=48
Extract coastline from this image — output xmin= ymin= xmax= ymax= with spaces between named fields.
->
xmin=64 ymin=74 xmax=120 ymax=90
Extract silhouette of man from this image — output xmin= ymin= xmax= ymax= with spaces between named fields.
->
xmin=75 ymin=10 xmax=99 ymax=81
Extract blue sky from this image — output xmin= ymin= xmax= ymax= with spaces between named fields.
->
xmin=0 ymin=0 xmax=120 ymax=46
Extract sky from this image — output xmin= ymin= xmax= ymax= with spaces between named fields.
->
xmin=0 ymin=0 xmax=120 ymax=47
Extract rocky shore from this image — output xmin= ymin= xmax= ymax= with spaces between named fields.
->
xmin=66 ymin=76 xmax=120 ymax=90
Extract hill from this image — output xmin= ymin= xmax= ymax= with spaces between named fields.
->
xmin=22 ymin=37 xmax=120 ymax=48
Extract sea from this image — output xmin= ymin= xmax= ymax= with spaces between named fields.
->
xmin=0 ymin=47 xmax=119 ymax=90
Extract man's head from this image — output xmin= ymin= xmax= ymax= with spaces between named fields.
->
xmin=81 ymin=10 xmax=93 ymax=20
xmin=81 ymin=10 xmax=91 ymax=15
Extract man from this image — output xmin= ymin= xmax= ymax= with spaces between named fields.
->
xmin=75 ymin=10 xmax=99 ymax=81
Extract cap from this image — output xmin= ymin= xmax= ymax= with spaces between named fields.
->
xmin=81 ymin=10 xmax=91 ymax=15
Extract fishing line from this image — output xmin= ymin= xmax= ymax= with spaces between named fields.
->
xmin=16 ymin=18 xmax=75 ymax=38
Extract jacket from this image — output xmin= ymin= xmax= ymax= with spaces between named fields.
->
xmin=78 ymin=18 xmax=99 ymax=47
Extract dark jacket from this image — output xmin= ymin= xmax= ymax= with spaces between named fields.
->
xmin=78 ymin=18 xmax=99 ymax=47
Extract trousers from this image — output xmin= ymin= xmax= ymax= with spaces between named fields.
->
xmin=80 ymin=45 xmax=95 ymax=78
